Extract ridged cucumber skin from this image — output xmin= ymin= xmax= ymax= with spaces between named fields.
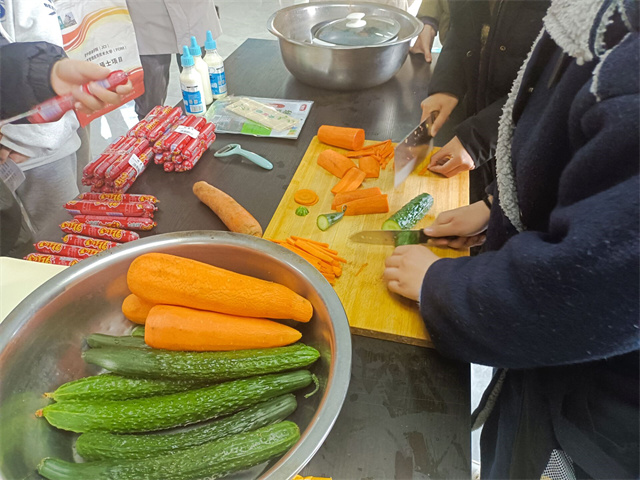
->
xmin=75 ymin=394 xmax=297 ymax=460
xmin=86 ymin=334 xmax=148 ymax=349
xmin=38 ymin=421 xmax=300 ymax=480
xmin=82 ymin=343 xmax=320 ymax=381
xmin=382 ymin=193 xmax=434 ymax=230
xmin=47 ymin=374 xmax=206 ymax=402
xmin=40 ymin=370 xmax=312 ymax=433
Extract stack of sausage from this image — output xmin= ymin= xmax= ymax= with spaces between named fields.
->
xmin=24 ymin=193 xmax=159 ymax=267
xmin=152 ymin=114 xmax=216 ymax=172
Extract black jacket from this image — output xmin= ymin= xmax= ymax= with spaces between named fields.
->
xmin=429 ymin=0 xmax=549 ymax=167
xmin=0 ymin=40 xmax=66 ymax=120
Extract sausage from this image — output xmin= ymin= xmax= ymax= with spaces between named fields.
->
xmin=24 ymin=253 xmax=80 ymax=266
xmin=72 ymin=215 xmax=156 ymax=231
xmin=62 ymin=234 xmax=120 ymax=250
xmin=60 ymin=221 xmax=140 ymax=242
xmin=63 ymin=200 xmax=156 ymax=217
xmin=34 ymin=241 xmax=101 ymax=258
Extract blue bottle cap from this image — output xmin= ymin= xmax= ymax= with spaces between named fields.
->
xmin=205 ymin=30 xmax=217 ymax=50
xmin=189 ymin=36 xmax=202 ymax=57
xmin=181 ymin=45 xmax=194 ymax=67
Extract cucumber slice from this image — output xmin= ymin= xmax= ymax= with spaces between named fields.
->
xmin=382 ymin=193 xmax=434 ymax=231
xmin=316 ymin=208 xmax=345 ymax=231
xmin=130 ymin=326 xmax=145 ymax=337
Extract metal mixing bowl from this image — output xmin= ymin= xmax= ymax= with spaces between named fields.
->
xmin=0 ymin=231 xmax=351 ymax=479
xmin=267 ymin=1 xmax=423 ymax=90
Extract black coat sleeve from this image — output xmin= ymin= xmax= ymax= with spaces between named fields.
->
xmin=455 ymin=96 xmax=506 ymax=167
xmin=0 ymin=41 xmax=67 ymax=120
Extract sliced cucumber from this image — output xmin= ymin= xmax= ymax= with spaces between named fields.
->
xmin=382 ymin=193 xmax=434 ymax=231
xmin=317 ymin=208 xmax=345 ymax=231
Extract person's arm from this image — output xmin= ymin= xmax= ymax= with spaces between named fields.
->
xmin=410 ymin=0 xmax=447 ymax=62
xmin=420 ymin=90 xmax=639 ymax=369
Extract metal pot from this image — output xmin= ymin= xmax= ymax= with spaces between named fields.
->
xmin=268 ymin=2 xmax=423 ymax=91
xmin=0 ymin=231 xmax=351 ymax=479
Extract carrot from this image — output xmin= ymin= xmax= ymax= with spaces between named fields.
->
xmin=145 ymin=305 xmax=302 ymax=351
xmin=271 ymin=236 xmax=347 ymax=285
xmin=358 ymin=155 xmax=380 ymax=178
xmin=331 ymin=167 xmax=366 ymax=194
xmin=127 ymin=253 xmax=313 ymax=322
xmin=332 ymin=187 xmax=382 ymax=210
xmin=193 ymin=181 xmax=262 ymax=237
xmin=342 ymin=194 xmax=389 ymax=216
xmin=293 ymin=189 xmax=319 ymax=206
xmin=344 ymin=139 xmax=391 ymax=158
xmin=290 ymin=236 xmax=330 ymax=248
xmin=316 ymin=149 xmax=357 ymax=178
xmin=293 ymin=239 xmax=335 ymax=264
xmin=121 ymin=294 xmax=155 ymax=325
xmin=317 ymin=125 xmax=365 ymax=151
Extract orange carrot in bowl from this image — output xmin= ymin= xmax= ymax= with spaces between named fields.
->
xmin=122 ymin=294 xmax=155 ymax=324
xmin=193 ymin=181 xmax=262 ymax=237
xmin=317 ymin=125 xmax=365 ymax=150
xmin=332 ymin=187 xmax=382 ymax=210
xmin=145 ymin=305 xmax=302 ymax=351
xmin=316 ymin=150 xmax=357 ymax=178
xmin=128 ymin=253 xmax=313 ymax=322
xmin=331 ymin=167 xmax=366 ymax=194
xmin=343 ymin=194 xmax=389 ymax=216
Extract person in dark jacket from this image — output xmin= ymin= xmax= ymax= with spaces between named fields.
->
xmin=421 ymin=0 xmax=549 ymax=202
xmin=0 ymin=41 xmax=133 ymax=121
xmin=384 ymin=0 xmax=639 ymax=477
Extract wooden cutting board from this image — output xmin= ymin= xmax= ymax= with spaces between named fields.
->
xmin=264 ymin=136 xmax=469 ymax=347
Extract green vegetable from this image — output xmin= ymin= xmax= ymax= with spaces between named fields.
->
xmin=82 ymin=343 xmax=320 ymax=380
xmin=46 ymin=374 xmax=206 ymax=402
xmin=382 ymin=193 xmax=434 ymax=231
xmin=38 ymin=370 xmax=313 ymax=433
xmin=38 ymin=421 xmax=300 ymax=480
xmin=86 ymin=334 xmax=148 ymax=349
xmin=130 ymin=326 xmax=145 ymax=337
xmin=295 ymin=206 xmax=309 ymax=216
xmin=75 ymin=394 xmax=297 ymax=460
xmin=316 ymin=208 xmax=345 ymax=231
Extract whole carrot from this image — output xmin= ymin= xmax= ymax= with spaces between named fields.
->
xmin=193 ymin=181 xmax=262 ymax=237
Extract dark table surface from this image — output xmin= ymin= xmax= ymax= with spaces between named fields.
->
xmin=38 ymin=39 xmax=471 ymax=479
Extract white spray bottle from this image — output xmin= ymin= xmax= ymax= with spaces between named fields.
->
xmin=203 ymin=30 xmax=227 ymax=98
xmin=179 ymin=45 xmax=206 ymax=115
xmin=189 ymin=36 xmax=214 ymax=105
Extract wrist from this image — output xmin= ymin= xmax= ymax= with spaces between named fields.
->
xmin=482 ymin=194 xmax=493 ymax=210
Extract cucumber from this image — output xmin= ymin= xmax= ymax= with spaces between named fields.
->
xmin=38 ymin=370 xmax=313 ymax=433
xmin=82 ymin=343 xmax=320 ymax=381
xmin=86 ymin=333 xmax=148 ymax=349
xmin=130 ymin=326 xmax=145 ymax=337
xmin=75 ymin=394 xmax=297 ymax=460
xmin=46 ymin=374 xmax=206 ymax=402
xmin=317 ymin=209 xmax=345 ymax=231
xmin=382 ymin=193 xmax=434 ymax=231
xmin=38 ymin=421 xmax=300 ymax=480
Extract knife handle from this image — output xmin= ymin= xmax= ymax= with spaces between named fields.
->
xmin=419 ymin=231 xmax=459 ymax=244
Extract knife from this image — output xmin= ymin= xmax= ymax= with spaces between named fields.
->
xmin=393 ymin=111 xmax=438 ymax=189
xmin=350 ymin=229 xmax=437 ymax=246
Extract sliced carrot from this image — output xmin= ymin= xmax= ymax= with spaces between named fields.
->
xmin=294 ymin=239 xmax=335 ymax=264
xmin=294 ymin=189 xmax=319 ymax=206
xmin=321 ymin=272 xmax=336 ymax=285
xmin=290 ymin=236 xmax=330 ymax=248
xmin=342 ymin=194 xmax=389 ymax=216
xmin=331 ymin=167 xmax=366 ymax=194
xmin=344 ymin=139 xmax=391 ymax=157
xmin=317 ymin=149 xmax=358 ymax=178
xmin=332 ymin=187 xmax=382 ymax=210
xmin=317 ymin=125 xmax=365 ymax=151
xmin=358 ymin=155 xmax=380 ymax=178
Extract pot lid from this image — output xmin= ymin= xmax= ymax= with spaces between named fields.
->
xmin=313 ymin=12 xmax=401 ymax=46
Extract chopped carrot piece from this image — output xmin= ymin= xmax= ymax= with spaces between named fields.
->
xmin=343 ymin=194 xmax=389 ymax=216
xmin=331 ymin=167 xmax=366 ymax=194
xmin=294 ymin=189 xmax=319 ymax=206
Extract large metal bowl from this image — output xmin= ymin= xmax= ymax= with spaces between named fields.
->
xmin=268 ymin=1 xmax=423 ymax=90
xmin=0 ymin=231 xmax=352 ymax=480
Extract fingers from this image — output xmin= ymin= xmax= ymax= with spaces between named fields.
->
xmin=70 ymin=85 xmax=107 ymax=114
xmin=115 ymin=81 xmax=134 ymax=96
xmin=431 ymin=112 xmax=449 ymax=137
xmin=0 ymin=147 xmax=11 ymax=164
xmin=88 ymin=82 xmax=124 ymax=106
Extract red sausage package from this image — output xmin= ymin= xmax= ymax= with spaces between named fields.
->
xmin=60 ymin=221 xmax=140 ymax=242
xmin=63 ymin=200 xmax=156 ymax=217
xmin=24 ymin=253 xmax=80 ymax=266
xmin=77 ymin=193 xmax=159 ymax=204
xmin=72 ymin=215 xmax=156 ymax=231
xmin=62 ymin=234 xmax=120 ymax=251
xmin=34 ymin=241 xmax=101 ymax=259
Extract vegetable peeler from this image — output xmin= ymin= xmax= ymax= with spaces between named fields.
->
xmin=213 ymin=144 xmax=273 ymax=170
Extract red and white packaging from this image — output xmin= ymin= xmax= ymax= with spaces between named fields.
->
xmin=72 ymin=215 xmax=156 ymax=231
xmin=24 ymin=253 xmax=80 ymax=266
xmin=62 ymin=234 xmax=120 ymax=251
xmin=60 ymin=221 xmax=140 ymax=242
xmin=64 ymin=200 xmax=156 ymax=217
xmin=34 ymin=241 xmax=101 ymax=259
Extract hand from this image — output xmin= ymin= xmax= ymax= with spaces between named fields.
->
xmin=423 ymin=200 xmax=490 ymax=249
xmin=410 ymin=24 xmax=437 ymax=63
xmin=428 ymin=136 xmax=475 ymax=177
xmin=0 ymin=146 xmax=29 ymax=164
xmin=50 ymin=59 xmax=134 ymax=114
xmin=384 ymin=245 xmax=440 ymax=301
xmin=420 ymin=93 xmax=458 ymax=136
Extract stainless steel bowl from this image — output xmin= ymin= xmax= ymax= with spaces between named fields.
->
xmin=0 ymin=231 xmax=352 ymax=480
xmin=268 ymin=2 xmax=423 ymax=90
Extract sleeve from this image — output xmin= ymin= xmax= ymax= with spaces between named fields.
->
xmin=418 ymin=81 xmax=640 ymax=370
xmin=0 ymin=41 xmax=66 ymax=120
xmin=417 ymin=0 xmax=444 ymax=32
xmin=454 ymin=96 xmax=507 ymax=167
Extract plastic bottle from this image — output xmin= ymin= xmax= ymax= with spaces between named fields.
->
xmin=203 ymin=30 xmax=227 ymax=98
xmin=179 ymin=46 xmax=206 ymax=116
xmin=189 ymin=36 xmax=214 ymax=105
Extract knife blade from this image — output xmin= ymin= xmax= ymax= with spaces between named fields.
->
xmin=393 ymin=111 xmax=438 ymax=189
xmin=350 ymin=230 xmax=433 ymax=246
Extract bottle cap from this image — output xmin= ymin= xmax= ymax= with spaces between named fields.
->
xmin=205 ymin=30 xmax=217 ymax=50
xmin=181 ymin=45 xmax=194 ymax=67
xmin=189 ymin=36 xmax=202 ymax=57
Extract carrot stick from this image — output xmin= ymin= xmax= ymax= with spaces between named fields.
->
xmin=294 ymin=239 xmax=335 ymax=264
xmin=290 ymin=236 xmax=330 ymax=248
xmin=331 ymin=167 xmax=366 ymax=194
xmin=342 ymin=194 xmax=389 ymax=216
xmin=344 ymin=139 xmax=391 ymax=157
xmin=332 ymin=187 xmax=382 ymax=210
xmin=193 ymin=181 xmax=262 ymax=237
xmin=358 ymin=155 xmax=380 ymax=178
xmin=317 ymin=125 xmax=365 ymax=151
xmin=279 ymin=243 xmax=323 ymax=269
xmin=321 ymin=272 xmax=336 ymax=285
xmin=317 ymin=150 xmax=358 ymax=178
